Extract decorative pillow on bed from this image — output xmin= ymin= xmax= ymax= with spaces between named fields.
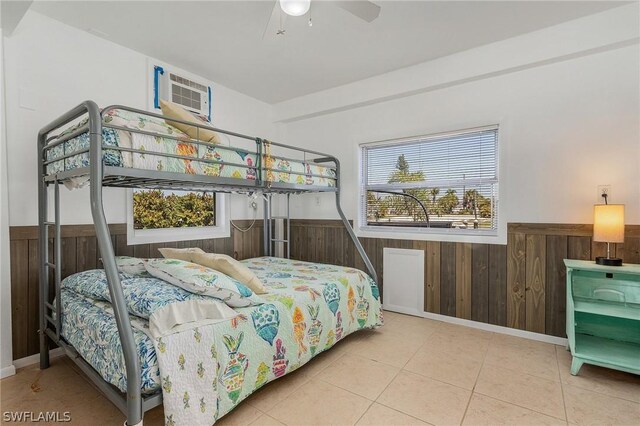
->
xmin=157 ymin=247 xmax=205 ymax=261
xmin=190 ymin=252 xmax=268 ymax=294
xmin=113 ymin=256 xmax=151 ymax=277
xmin=144 ymin=258 xmax=263 ymax=308
xmin=159 ymin=100 xmax=221 ymax=144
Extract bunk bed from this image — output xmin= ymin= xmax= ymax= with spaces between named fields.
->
xmin=38 ymin=101 xmax=380 ymax=425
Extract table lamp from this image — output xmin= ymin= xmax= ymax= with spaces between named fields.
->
xmin=593 ymin=202 xmax=624 ymax=266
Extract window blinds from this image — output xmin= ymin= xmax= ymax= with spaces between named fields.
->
xmin=364 ymin=127 xmax=497 ymax=187
xmin=361 ymin=126 xmax=499 ymax=231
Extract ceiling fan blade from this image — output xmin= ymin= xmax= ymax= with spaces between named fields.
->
xmin=334 ymin=1 xmax=381 ymax=23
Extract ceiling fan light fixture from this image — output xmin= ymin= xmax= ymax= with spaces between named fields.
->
xmin=279 ymin=0 xmax=311 ymax=17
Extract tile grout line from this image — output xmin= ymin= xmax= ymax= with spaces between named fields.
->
xmin=246 ymin=347 xmax=349 ymax=414
xmin=310 ymin=374 xmax=378 ymax=425
xmin=361 ymin=333 xmax=428 ymax=424
xmin=554 ymin=346 xmax=570 ymax=424
xmin=459 ymin=332 xmax=493 ymax=425
xmin=465 ymin=333 xmax=568 ymax=423
xmin=372 ymin=400 xmax=438 ymax=426
xmin=471 ymin=389 xmax=568 ymax=422
xmin=351 ymin=399 xmax=375 ymax=426
xmin=366 ymin=325 xmax=468 ymax=425
xmin=470 ymin=344 xmax=568 ymax=423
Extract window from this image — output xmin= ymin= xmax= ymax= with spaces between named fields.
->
xmin=133 ymin=190 xmax=215 ymax=230
xmin=360 ymin=126 xmax=499 ymax=237
xmin=127 ymin=189 xmax=229 ymax=244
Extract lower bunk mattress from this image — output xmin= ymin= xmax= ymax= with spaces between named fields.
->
xmin=45 ymin=109 xmax=336 ymax=188
xmin=59 ymin=257 xmax=383 ymax=419
xmin=60 ymin=289 xmax=161 ymax=394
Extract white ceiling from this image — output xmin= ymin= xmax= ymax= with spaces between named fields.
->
xmin=31 ymin=1 xmax=627 ymax=104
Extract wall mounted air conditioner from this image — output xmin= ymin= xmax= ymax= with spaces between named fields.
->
xmin=153 ymin=65 xmax=211 ymax=120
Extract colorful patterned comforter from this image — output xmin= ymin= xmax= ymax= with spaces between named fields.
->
xmin=60 ymin=289 xmax=161 ymax=394
xmin=45 ymin=109 xmax=336 ymax=188
xmin=59 ymin=257 xmax=383 ymax=424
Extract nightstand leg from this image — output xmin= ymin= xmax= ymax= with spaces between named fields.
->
xmin=570 ymin=358 xmax=583 ymax=375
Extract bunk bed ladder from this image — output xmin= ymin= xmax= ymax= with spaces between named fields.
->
xmin=41 ymin=180 xmax=63 ymax=345
xmin=263 ymin=193 xmax=291 ymax=258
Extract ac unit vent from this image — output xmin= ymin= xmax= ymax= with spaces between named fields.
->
xmin=164 ymin=72 xmax=209 ymax=117
xmin=171 ymin=84 xmax=202 ymax=112
xmin=170 ymin=73 xmax=208 ymax=92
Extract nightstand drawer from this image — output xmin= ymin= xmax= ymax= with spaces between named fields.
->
xmin=572 ymin=271 xmax=640 ymax=306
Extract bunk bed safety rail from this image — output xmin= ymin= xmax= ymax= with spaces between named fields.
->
xmin=42 ymin=105 xmax=338 ymax=194
xmin=316 ymin=155 xmax=378 ymax=284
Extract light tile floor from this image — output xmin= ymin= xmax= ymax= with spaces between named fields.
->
xmin=2 ymin=311 xmax=639 ymax=425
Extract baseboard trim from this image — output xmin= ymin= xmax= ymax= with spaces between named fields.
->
xmin=1 ymin=365 xmax=16 ymax=379
xmin=12 ymin=348 xmax=65 ymax=370
xmin=420 ymin=311 xmax=568 ymax=346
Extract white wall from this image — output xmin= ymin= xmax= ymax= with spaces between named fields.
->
xmin=281 ymin=8 xmax=640 ymax=243
xmin=3 ymin=11 xmax=277 ymax=227
xmin=1 ymin=27 xmax=16 ymax=378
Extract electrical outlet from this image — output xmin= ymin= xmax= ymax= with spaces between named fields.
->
xmin=315 ymin=196 xmax=321 ymax=206
xmin=597 ymin=185 xmax=612 ymax=203
xmin=250 ymin=200 xmax=258 ymax=210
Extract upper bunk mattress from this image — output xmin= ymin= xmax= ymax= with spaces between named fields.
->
xmin=45 ymin=109 xmax=336 ymax=188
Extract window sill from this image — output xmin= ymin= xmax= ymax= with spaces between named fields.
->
xmin=126 ymin=223 xmax=230 ymax=245
xmin=357 ymin=224 xmax=505 ymax=245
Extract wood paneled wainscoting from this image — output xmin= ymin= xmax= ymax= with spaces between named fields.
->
xmin=9 ymin=220 xmax=640 ymax=360
xmin=289 ymin=220 xmax=640 ymax=338
xmin=8 ymin=221 xmax=263 ymax=361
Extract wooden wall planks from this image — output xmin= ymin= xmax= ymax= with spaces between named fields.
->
xmin=440 ymin=242 xmax=457 ymax=317
xmin=286 ymin=221 xmax=640 ymax=340
xmin=455 ymin=243 xmax=472 ymax=320
xmin=487 ymin=244 xmax=507 ymax=327
xmin=424 ymin=241 xmax=441 ymax=314
xmin=525 ymin=234 xmax=546 ymax=334
xmin=8 ymin=220 xmax=263 ymax=360
xmin=471 ymin=244 xmax=489 ymax=323
xmin=507 ymin=233 xmax=526 ymax=330
xmin=9 ymin=220 xmax=640 ymax=361
xmin=545 ymin=235 xmax=567 ymax=337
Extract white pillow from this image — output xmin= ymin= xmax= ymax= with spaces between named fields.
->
xmin=113 ymin=256 xmax=151 ymax=277
xmin=144 ymin=258 xmax=262 ymax=308
xmin=189 ymin=252 xmax=267 ymax=294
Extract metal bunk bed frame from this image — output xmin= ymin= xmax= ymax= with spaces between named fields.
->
xmin=37 ymin=101 xmax=377 ymax=425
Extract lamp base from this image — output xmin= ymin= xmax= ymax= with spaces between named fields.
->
xmin=595 ymin=257 xmax=623 ymax=266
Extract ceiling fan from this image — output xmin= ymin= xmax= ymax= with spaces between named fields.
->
xmin=262 ymin=0 xmax=381 ymax=39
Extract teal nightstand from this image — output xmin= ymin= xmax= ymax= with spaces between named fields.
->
xmin=564 ymin=260 xmax=640 ymax=376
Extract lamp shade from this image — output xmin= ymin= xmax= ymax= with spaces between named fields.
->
xmin=593 ymin=204 xmax=625 ymax=243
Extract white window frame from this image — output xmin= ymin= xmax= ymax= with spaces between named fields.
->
xmin=357 ymin=125 xmax=505 ymax=245
xmin=126 ymin=190 xmax=230 ymax=245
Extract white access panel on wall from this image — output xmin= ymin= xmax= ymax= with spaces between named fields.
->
xmin=382 ymin=248 xmax=425 ymax=317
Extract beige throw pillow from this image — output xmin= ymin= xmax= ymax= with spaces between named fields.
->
xmin=158 ymin=247 xmax=205 ymax=261
xmin=159 ymin=100 xmax=221 ymax=144
xmin=190 ymin=252 xmax=267 ymax=294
